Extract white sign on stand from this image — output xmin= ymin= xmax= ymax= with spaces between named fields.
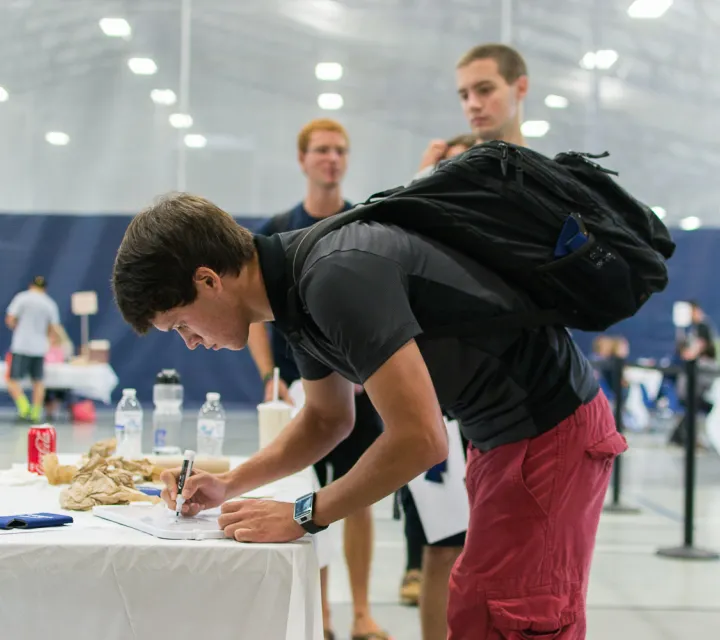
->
xmin=71 ymin=291 xmax=98 ymax=354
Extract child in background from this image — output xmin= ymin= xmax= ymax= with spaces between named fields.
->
xmin=44 ymin=325 xmax=74 ymax=421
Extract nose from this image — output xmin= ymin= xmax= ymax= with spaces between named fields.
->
xmin=466 ymin=92 xmax=484 ymax=112
xmin=182 ymin=334 xmax=201 ymax=350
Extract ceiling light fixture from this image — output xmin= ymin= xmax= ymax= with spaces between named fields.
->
xmin=580 ymin=49 xmax=618 ymax=70
xmin=128 ymin=57 xmax=157 ymax=75
xmin=679 ymin=216 xmax=701 ymax=231
xmin=99 ymin=17 xmax=131 ymax=37
xmin=521 ymin=120 xmax=550 ymax=138
xmin=651 ymin=206 xmax=667 ymax=220
xmin=544 ymin=94 xmax=568 ymax=109
xmin=184 ymin=134 xmax=207 ymax=148
xmin=627 ymin=0 xmax=673 ymax=19
xmin=0 ymin=86 xmax=8 ymax=102
xmin=317 ymin=93 xmax=343 ymax=110
xmin=151 ymin=89 xmax=177 ymax=105
xmin=45 ymin=132 xmax=70 ymax=146
xmin=315 ymin=62 xmax=343 ymax=81
xmin=169 ymin=113 xmax=193 ymax=129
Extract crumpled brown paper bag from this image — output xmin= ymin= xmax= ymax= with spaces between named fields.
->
xmin=59 ymin=456 xmax=161 ymax=511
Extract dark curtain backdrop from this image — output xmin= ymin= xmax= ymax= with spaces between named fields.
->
xmin=0 ymin=213 xmax=714 ymax=406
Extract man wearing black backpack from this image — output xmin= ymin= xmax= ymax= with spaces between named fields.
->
xmin=246 ymin=118 xmax=387 ymax=640
xmin=114 ymin=128 xmax=673 ymax=640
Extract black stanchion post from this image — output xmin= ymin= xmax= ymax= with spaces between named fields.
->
xmin=604 ymin=356 xmax=641 ymax=514
xmin=657 ymin=358 xmax=719 ymax=561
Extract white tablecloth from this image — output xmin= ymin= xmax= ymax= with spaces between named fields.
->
xmin=0 ymin=455 xmax=322 ymax=640
xmin=0 ymin=361 xmax=119 ymax=404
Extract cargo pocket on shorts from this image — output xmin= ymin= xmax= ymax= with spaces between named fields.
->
xmin=585 ymin=432 xmax=628 ymax=470
xmin=487 ymin=584 xmax=582 ymax=639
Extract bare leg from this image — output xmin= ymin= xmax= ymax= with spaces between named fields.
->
xmin=7 ymin=379 xmax=30 ymax=417
xmin=344 ymin=506 xmax=384 ymax=636
xmin=31 ymin=381 xmax=45 ymax=421
xmin=420 ymin=546 xmax=462 ymax=640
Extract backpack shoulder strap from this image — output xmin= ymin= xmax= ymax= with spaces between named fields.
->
xmin=288 ymin=205 xmax=370 ymax=285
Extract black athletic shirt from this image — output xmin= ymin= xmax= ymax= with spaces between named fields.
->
xmin=255 ymin=221 xmax=599 ymax=451
xmin=256 ymin=200 xmax=353 ymax=384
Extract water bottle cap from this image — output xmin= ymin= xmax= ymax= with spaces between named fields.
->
xmin=122 ymin=388 xmax=137 ymax=396
xmin=155 ymin=369 xmax=181 ymax=384
xmin=206 ymin=392 xmax=220 ymax=402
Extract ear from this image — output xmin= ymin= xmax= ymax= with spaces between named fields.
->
xmin=515 ymin=75 xmax=529 ymax=102
xmin=193 ymin=266 xmax=222 ymax=292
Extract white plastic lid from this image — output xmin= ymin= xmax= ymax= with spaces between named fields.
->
xmin=122 ymin=388 xmax=137 ymax=396
xmin=206 ymin=392 xmax=220 ymax=402
xmin=257 ymin=400 xmax=293 ymax=410
xmin=183 ymin=449 xmax=196 ymax=461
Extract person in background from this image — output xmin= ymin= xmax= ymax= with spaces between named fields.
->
xmin=400 ymin=43 xmax=532 ymax=640
xmin=5 ymin=276 xmax=61 ymax=422
xmin=671 ymin=300 xmax=717 ymax=447
xmin=247 ymin=118 xmax=388 ymax=640
xmin=399 ymin=132 xmax=477 ymax=614
xmin=44 ymin=324 xmax=74 ymax=421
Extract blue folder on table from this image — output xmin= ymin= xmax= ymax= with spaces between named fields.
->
xmin=0 ymin=512 xmax=74 ymax=530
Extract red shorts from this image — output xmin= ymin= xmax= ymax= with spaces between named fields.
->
xmin=447 ymin=391 xmax=627 ymax=639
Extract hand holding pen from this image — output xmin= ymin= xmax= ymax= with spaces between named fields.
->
xmin=160 ymin=451 xmax=231 ymax=517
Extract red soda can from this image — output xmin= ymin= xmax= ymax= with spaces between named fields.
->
xmin=28 ymin=424 xmax=57 ymax=475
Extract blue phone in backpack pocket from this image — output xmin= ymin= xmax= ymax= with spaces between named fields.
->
xmin=554 ymin=215 xmax=589 ymax=258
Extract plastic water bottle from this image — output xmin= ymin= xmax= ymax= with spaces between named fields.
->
xmin=197 ymin=392 xmax=225 ymax=457
xmin=115 ymin=388 xmax=143 ymax=459
xmin=152 ymin=369 xmax=184 ymax=455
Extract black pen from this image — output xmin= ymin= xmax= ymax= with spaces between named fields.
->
xmin=175 ymin=449 xmax=196 ymax=518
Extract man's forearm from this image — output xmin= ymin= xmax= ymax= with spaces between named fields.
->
xmin=247 ymin=322 xmax=275 ymax=378
xmin=312 ymin=429 xmax=447 ymax=527
xmin=223 ymin=406 xmax=352 ymax=497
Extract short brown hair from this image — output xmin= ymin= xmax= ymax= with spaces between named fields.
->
xmin=297 ymin=118 xmax=350 ymax=153
xmin=456 ymin=43 xmax=528 ymax=84
xmin=445 ymin=134 xmax=478 ymax=150
xmin=112 ymin=193 xmax=255 ymax=335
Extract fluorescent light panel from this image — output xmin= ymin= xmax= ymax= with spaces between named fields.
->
xmin=628 ymin=0 xmax=673 ymax=19
xmin=521 ymin=120 xmax=550 ymax=138
xmin=544 ymin=94 xmax=568 ymax=109
xmin=317 ymin=93 xmax=343 ymax=110
xmin=315 ymin=62 xmax=343 ymax=81
xmin=151 ymin=89 xmax=177 ymax=105
xmin=679 ymin=216 xmax=701 ymax=231
xmin=169 ymin=113 xmax=193 ymax=128
xmin=184 ymin=134 xmax=207 ymax=148
xmin=580 ymin=49 xmax=618 ymax=70
xmin=45 ymin=131 xmax=70 ymax=146
xmin=0 ymin=86 xmax=8 ymax=102
xmin=128 ymin=57 xmax=157 ymax=75
xmin=99 ymin=18 xmax=131 ymax=37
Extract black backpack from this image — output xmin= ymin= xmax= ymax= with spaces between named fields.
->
xmin=285 ymin=141 xmax=675 ymax=334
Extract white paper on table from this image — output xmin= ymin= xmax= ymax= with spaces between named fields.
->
xmin=407 ymin=419 xmax=469 ymax=544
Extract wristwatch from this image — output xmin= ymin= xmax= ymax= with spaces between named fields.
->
xmin=294 ymin=492 xmax=329 ymax=534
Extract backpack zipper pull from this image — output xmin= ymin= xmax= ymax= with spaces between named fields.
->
xmin=515 ymin=149 xmax=524 ymax=187
xmin=500 ymin=143 xmax=509 ymax=177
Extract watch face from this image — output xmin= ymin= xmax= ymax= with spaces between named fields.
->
xmin=294 ymin=494 xmax=313 ymax=521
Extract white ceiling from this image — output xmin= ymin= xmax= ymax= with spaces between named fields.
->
xmin=0 ymin=0 xmax=716 ymax=225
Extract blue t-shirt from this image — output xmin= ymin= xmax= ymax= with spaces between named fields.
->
xmin=256 ymin=200 xmax=353 ymax=383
